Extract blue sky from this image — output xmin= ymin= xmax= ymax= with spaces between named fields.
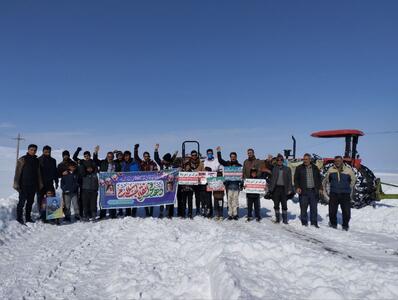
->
xmin=0 ymin=0 xmax=397 ymax=170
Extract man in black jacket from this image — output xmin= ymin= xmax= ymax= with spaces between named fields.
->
xmin=93 ymin=145 xmax=121 ymax=219
xmin=38 ymin=145 xmax=58 ymax=221
xmin=13 ymin=144 xmax=44 ymax=224
xmin=269 ymin=154 xmax=293 ymax=224
xmin=294 ymin=153 xmax=322 ymax=228
xmin=154 ymin=144 xmax=178 ymax=218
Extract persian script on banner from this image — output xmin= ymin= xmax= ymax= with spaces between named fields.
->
xmin=223 ymin=166 xmax=243 ymax=181
xmin=206 ymin=177 xmax=225 ymax=192
xmin=243 ymin=179 xmax=268 ymax=194
xmin=178 ymin=172 xmax=199 ymax=185
xmin=198 ymin=171 xmax=217 ymax=185
xmin=46 ymin=196 xmax=64 ymax=220
xmin=99 ymin=170 xmax=179 ymax=209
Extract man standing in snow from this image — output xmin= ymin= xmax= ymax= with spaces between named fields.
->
xmin=203 ymin=148 xmax=220 ymax=217
xmin=216 ymin=146 xmax=242 ymax=220
xmin=323 ymin=156 xmax=356 ymax=231
xmin=13 ymin=144 xmax=44 ymax=224
xmin=269 ymin=154 xmax=293 ymax=224
xmin=294 ymin=153 xmax=322 ymax=228
xmin=134 ymin=144 xmax=159 ymax=217
xmin=38 ymin=145 xmax=58 ymax=221
xmin=93 ymin=145 xmax=121 ymax=219
xmin=154 ymin=143 xmax=178 ymax=218
xmin=242 ymin=149 xmax=263 ymax=179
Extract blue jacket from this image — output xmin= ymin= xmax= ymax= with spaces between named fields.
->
xmin=61 ymin=172 xmax=79 ymax=194
xmin=324 ymin=165 xmax=356 ymax=194
xmin=121 ymin=160 xmax=140 ymax=172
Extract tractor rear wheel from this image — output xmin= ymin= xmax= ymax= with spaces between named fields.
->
xmin=320 ymin=163 xmax=377 ymax=208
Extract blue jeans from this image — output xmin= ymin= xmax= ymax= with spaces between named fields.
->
xmin=299 ymin=189 xmax=318 ymax=225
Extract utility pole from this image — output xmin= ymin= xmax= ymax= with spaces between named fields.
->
xmin=12 ymin=133 xmax=25 ymax=165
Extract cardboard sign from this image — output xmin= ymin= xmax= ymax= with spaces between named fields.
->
xmin=223 ymin=166 xmax=243 ymax=181
xmin=46 ymin=196 xmax=64 ymax=220
xmin=243 ymin=179 xmax=267 ymax=194
xmin=198 ymin=171 xmax=217 ymax=185
xmin=207 ymin=177 xmax=225 ymax=192
xmin=178 ymin=172 xmax=199 ymax=185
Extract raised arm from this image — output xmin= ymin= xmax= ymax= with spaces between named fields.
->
xmin=154 ymin=144 xmax=162 ymax=166
xmin=216 ymin=146 xmax=229 ymax=166
xmin=93 ymin=145 xmax=101 ymax=166
xmin=134 ymin=144 xmax=142 ymax=163
xmin=73 ymin=147 xmax=82 ymax=164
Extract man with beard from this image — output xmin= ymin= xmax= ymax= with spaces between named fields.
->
xmin=38 ymin=145 xmax=58 ymax=221
xmin=13 ymin=144 xmax=43 ymax=224
xmin=134 ymin=144 xmax=159 ymax=217
xmin=184 ymin=150 xmax=204 ymax=216
xmin=154 ymin=143 xmax=178 ymax=218
xmin=93 ymin=145 xmax=121 ymax=219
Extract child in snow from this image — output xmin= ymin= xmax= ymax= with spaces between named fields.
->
xmin=200 ymin=167 xmax=213 ymax=218
xmin=180 ymin=162 xmax=194 ymax=218
xmin=213 ymin=171 xmax=225 ymax=220
xmin=246 ymin=168 xmax=262 ymax=222
xmin=80 ymin=162 xmax=99 ymax=221
xmin=61 ymin=162 xmax=80 ymax=222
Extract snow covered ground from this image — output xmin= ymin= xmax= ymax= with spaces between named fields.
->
xmin=0 ymin=168 xmax=398 ymax=299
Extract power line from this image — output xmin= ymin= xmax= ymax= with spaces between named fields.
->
xmin=365 ymin=130 xmax=398 ymax=135
xmin=12 ymin=133 xmax=25 ymax=165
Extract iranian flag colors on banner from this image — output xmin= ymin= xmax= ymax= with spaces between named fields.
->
xmin=243 ymin=179 xmax=268 ymax=194
xmin=178 ymin=172 xmax=199 ymax=185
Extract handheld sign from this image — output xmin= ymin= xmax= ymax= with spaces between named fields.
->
xmin=198 ymin=171 xmax=217 ymax=185
xmin=223 ymin=166 xmax=243 ymax=181
xmin=243 ymin=179 xmax=267 ymax=194
xmin=178 ymin=172 xmax=199 ymax=185
xmin=46 ymin=196 xmax=64 ymax=220
xmin=207 ymin=177 xmax=225 ymax=192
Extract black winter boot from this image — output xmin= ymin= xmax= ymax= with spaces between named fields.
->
xmin=282 ymin=210 xmax=288 ymax=224
xmin=274 ymin=210 xmax=281 ymax=223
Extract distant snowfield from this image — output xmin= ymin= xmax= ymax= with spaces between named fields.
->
xmin=0 ymin=148 xmax=398 ymax=299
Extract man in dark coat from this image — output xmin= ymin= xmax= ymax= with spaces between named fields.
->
xmin=93 ymin=145 xmax=121 ymax=219
xmin=269 ymin=154 xmax=293 ymax=224
xmin=154 ymin=143 xmax=178 ymax=218
xmin=294 ymin=153 xmax=323 ymax=228
xmin=13 ymin=144 xmax=44 ymax=224
xmin=38 ymin=145 xmax=58 ymax=221
xmin=134 ymin=144 xmax=159 ymax=217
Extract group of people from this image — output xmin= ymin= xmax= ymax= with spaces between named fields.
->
xmin=13 ymin=143 xmax=356 ymax=231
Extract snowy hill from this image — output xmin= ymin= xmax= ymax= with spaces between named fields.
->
xmin=0 ymin=151 xmax=398 ymax=299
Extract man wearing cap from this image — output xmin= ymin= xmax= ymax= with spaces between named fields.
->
xmin=13 ymin=144 xmax=44 ymax=224
xmin=269 ymin=154 xmax=293 ymax=224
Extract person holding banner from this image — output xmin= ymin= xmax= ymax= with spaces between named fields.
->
xmin=269 ymin=154 xmax=293 ymax=224
xmin=180 ymin=162 xmax=195 ymax=218
xmin=245 ymin=168 xmax=263 ymax=222
xmin=154 ymin=144 xmax=178 ymax=218
xmin=135 ymin=144 xmax=159 ymax=217
xmin=93 ymin=146 xmax=121 ymax=219
xmin=203 ymin=149 xmax=220 ymax=217
xmin=212 ymin=171 xmax=225 ymax=220
xmin=185 ymin=150 xmax=204 ymax=216
xmin=216 ymin=146 xmax=242 ymax=220
xmin=120 ymin=150 xmax=140 ymax=217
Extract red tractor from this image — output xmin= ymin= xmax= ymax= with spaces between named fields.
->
xmin=288 ymin=129 xmax=378 ymax=208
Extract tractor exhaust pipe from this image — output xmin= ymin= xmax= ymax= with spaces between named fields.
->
xmin=292 ymin=136 xmax=296 ymax=159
